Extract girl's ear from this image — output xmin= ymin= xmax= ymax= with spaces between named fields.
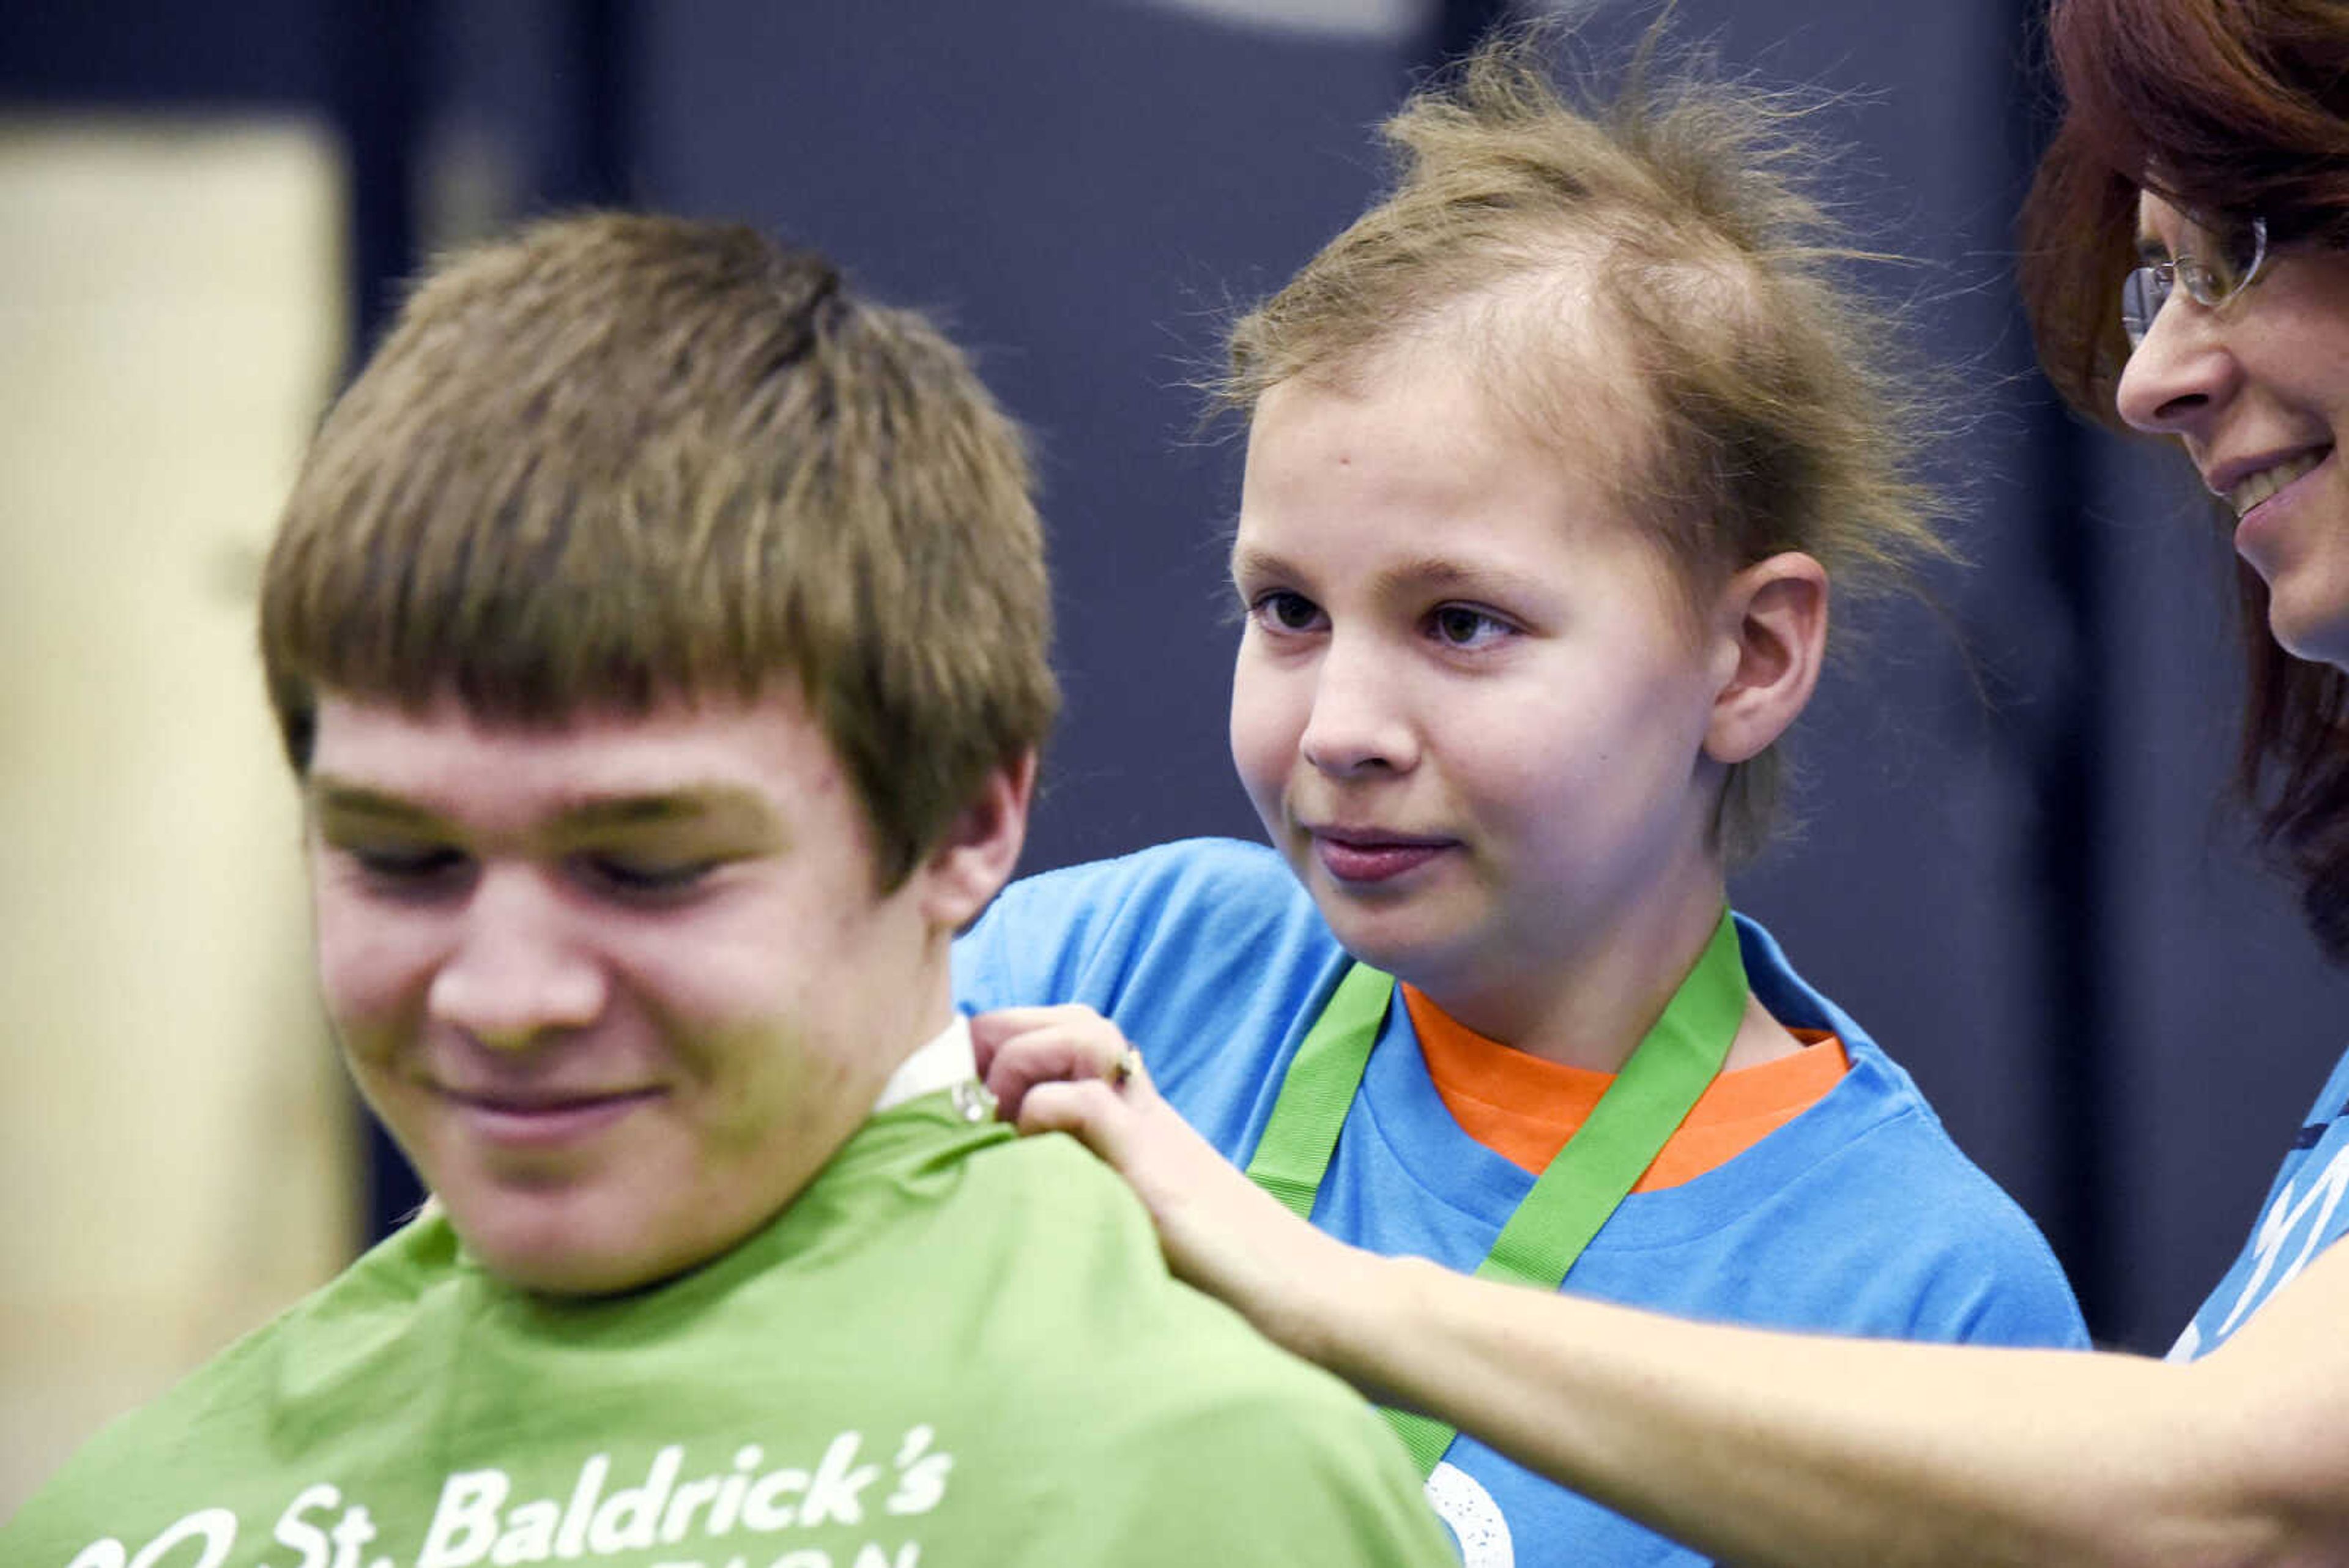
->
xmin=1704 ymin=552 xmax=1829 ymax=765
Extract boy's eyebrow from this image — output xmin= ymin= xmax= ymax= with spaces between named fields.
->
xmin=306 ymin=779 xmax=443 ymax=827
xmin=551 ymin=789 xmax=779 ymax=836
xmin=306 ymin=776 xmax=778 ymax=835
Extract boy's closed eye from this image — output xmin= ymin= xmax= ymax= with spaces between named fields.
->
xmin=340 ymin=841 xmax=469 ymax=890
xmin=328 ymin=837 xmax=730 ymax=903
xmin=570 ymin=851 xmax=725 ymax=901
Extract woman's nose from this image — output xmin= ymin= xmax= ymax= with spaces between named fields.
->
xmin=2113 ymin=288 xmax=2241 ymax=437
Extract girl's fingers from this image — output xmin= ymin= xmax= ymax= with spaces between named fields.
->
xmin=1015 ymin=1076 xmax=1139 ymax=1157
xmin=968 ymin=1005 xmax=1144 ymax=1121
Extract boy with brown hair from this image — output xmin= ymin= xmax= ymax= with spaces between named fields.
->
xmin=5 ymin=212 xmax=1449 ymax=1568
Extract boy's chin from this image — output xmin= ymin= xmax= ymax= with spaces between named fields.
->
xmin=442 ymin=1186 xmax=746 ymax=1299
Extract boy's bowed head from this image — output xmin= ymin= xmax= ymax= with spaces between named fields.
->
xmin=262 ymin=214 xmax=1056 ymax=1296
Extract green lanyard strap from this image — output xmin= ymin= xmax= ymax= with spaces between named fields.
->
xmin=1242 ymin=909 xmax=1750 ymax=1476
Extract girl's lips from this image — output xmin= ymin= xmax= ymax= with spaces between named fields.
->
xmin=1310 ymin=831 xmax=1452 ymax=885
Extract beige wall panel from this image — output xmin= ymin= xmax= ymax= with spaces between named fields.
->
xmin=0 ymin=117 xmax=355 ymax=1513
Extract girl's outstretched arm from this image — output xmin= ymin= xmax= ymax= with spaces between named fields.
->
xmin=971 ymin=1004 xmax=2349 ymax=1568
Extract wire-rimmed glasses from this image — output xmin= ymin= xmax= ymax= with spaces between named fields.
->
xmin=2121 ymin=216 xmax=2269 ymax=349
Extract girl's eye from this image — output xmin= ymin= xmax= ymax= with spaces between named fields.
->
xmin=1250 ymin=590 xmax=1326 ymax=634
xmin=1428 ymin=604 xmax=1513 ymax=649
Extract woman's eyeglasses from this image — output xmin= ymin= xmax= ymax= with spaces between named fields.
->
xmin=2121 ymin=216 xmax=2269 ymax=349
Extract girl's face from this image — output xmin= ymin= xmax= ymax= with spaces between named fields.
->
xmin=2117 ymin=193 xmax=2349 ymax=667
xmin=1226 ymin=343 xmax=1738 ymax=1047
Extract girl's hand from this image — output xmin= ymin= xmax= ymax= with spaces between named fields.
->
xmin=968 ymin=1005 xmax=1365 ymax=1359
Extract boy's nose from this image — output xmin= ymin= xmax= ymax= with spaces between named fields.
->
xmin=2113 ymin=292 xmax=2241 ymax=437
xmin=426 ymin=869 xmax=607 ymax=1051
xmin=1298 ymin=637 xmax=1417 ymax=777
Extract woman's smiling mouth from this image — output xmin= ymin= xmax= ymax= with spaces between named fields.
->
xmin=2222 ymin=447 xmax=2331 ymax=516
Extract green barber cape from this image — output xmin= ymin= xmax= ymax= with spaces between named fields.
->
xmin=7 ymin=1094 xmax=1450 ymax=1568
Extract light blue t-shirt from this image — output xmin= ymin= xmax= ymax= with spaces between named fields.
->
xmin=2172 ymin=1044 xmax=2349 ymax=1361
xmin=957 ymin=837 xmax=2090 ymax=1568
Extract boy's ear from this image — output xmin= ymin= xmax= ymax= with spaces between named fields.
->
xmin=1703 ymin=552 xmax=1828 ymax=765
xmin=916 ymin=749 xmax=1037 ymax=930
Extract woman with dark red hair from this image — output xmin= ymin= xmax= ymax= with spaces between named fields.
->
xmin=975 ymin=2 xmax=2349 ymax=1561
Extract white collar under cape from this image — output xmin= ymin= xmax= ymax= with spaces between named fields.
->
xmin=870 ymin=1014 xmax=982 ymax=1116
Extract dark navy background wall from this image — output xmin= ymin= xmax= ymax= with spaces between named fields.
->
xmin=12 ymin=0 xmax=2347 ymax=1352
